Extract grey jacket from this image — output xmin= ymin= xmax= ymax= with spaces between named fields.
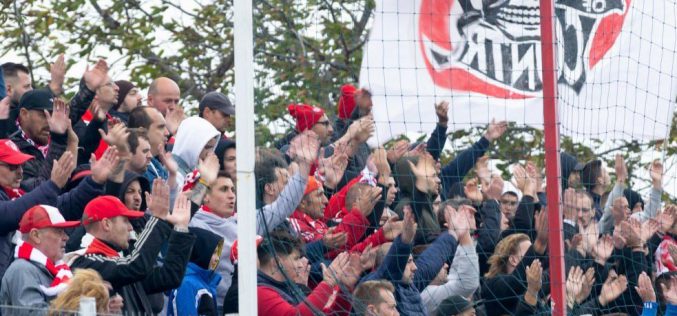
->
xmin=599 ymin=183 xmax=662 ymax=234
xmin=189 ymin=171 xmax=308 ymax=308
xmin=0 ymin=258 xmax=54 ymax=316
xmin=421 ymin=243 xmax=480 ymax=314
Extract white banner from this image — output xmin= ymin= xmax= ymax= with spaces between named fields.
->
xmin=360 ymin=0 xmax=677 ymax=146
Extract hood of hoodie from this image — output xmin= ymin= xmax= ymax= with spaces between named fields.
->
xmin=189 ymin=227 xmax=224 ymax=270
xmin=172 ymin=117 xmax=220 ymax=169
xmin=186 ymin=262 xmax=222 ymax=286
xmin=119 ymin=171 xmax=151 ymax=211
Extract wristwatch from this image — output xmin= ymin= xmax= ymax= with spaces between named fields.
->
xmin=174 ymin=226 xmax=190 ymax=233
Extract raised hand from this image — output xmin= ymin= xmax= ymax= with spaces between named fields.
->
xmin=578 ymin=267 xmax=595 ymax=304
xmin=401 ymin=205 xmax=417 ymax=244
xmin=288 ymin=130 xmax=320 ymax=167
xmin=346 ymin=115 xmax=375 ymax=144
xmin=157 ymin=144 xmax=179 ymax=177
xmin=107 ymin=294 xmax=124 ymax=314
xmin=598 ymin=271 xmax=628 ymax=306
xmin=90 ymin=147 xmax=120 ymax=184
xmin=512 ymin=164 xmax=527 ymax=192
xmin=387 ymin=140 xmax=409 ymax=164
xmin=640 ymin=219 xmax=660 ymax=244
xmin=359 ymin=243 xmax=379 ymax=271
xmin=482 ymin=174 xmax=504 ymax=201
xmin=592 ymin=235 xmax=614 ymax=265
xmin=563 ymin=188 xmax=577 ymax=222
xmin=658 ymin=205 xmax=677 ymax=233
xmin=197 ymin=152 xmax=220 ymax=186
xmin=484 ymin=119 xmax=508 ymax=142
xmin=355 ymin=186 xmax=383 ymax=217
xmin=322 ymin=252 xmax=350 ymax=287
xmin=435 ymin=100 xmax=449 ymax=126
xmin=382 ymin=215 xmax=404 ymax=241
xmin=99 ymin=124 xmax=130 ymax=154
xmin=635 ymin=272 xmax=656 ymax=303
xmin=322 ymin=227 xmax=348 ymax=249
xmin=167 ymin=191 xmax=191 ymax=229
xmin=50 ymin=151 xmax=75 ymax=189
xmin=566 ymin=266 xmax=584 ymax=308
xmin=650 ymin=159 xmax=664 ymax=189
xmin=46 ymin=98 xmax=70 ymax=134
xmin=526 ymin=259 xmax=542 ymax=306
xmin=615 ymin=154 xmax=628 ymax=184
xmin=464 ymin=178 xmax=483 ymax=203
xmin=83 ymin=59 xmax=109 ymax=91
xmin=475 ymin=156 xmax=491 ymax=186
xmin=371 ymin=147 xmax=391 ymax=177
xmin=49 ymin=54 xmax=66 ymax=96
xmin=0 ymin=96 xmax=10 ymax=120
xmin=619 ymin=220 xmax=642 ymax=249
xmin=404 ymin=143 xmax=427 ymax=159
xmin=165 ymin=104 xmax=186 ymax=136
xmin=317 ymin=147 xmax=349 ymax=190
xmin=579 ymin=219 xmax=599 ymax=255
xmin=145 ymin=179 xmax=170 ymax=219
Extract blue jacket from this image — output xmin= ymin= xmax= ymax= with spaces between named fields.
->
xmin=440 ymin=137 xmax=490 ymax=200
xmin=144 ymin=157 xmax=169 ymax=183
xmin=362 ymin=232 xmax=458 ymax=315
xmin=0 ymin=67 xmax=5 ymax=99
xmin=168 ymin=263 xmax=222 ymax=316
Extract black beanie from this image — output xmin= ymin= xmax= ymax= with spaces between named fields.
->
xmin=114 ymin=80 xmax=135 ymax=110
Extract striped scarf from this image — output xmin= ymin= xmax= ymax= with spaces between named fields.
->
xmin=16 ymin=120 xmax=49 ymax=158
xmin=15 ymin=240 xmax=72 ymax=296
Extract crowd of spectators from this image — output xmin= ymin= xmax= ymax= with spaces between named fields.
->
xmin=0 ymin=55 xmax=674 ymax=316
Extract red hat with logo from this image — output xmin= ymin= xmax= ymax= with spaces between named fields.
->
xmin=230 ymin=235 xmax=264 ymax=264
xmin=82 ymin=196 xmax=145 ymax=225
xmin=288 ymin=104 xmax=325 ymax=132
xmin=0 ymin=139 xmax=34 ymax=165
xmin=337 ymin=84 xmax=357 ymax=119
xmin=19 ymin=205 xmax=81 ymax=233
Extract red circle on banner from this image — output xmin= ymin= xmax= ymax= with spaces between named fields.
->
xmin=418 ymin=0 xmax=632 ymax=99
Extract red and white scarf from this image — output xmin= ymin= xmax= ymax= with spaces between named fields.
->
xmin=16 ymin=121 xmax=49 ymax=158
xmin=2 ymin=186 xmax=24 ymax=200
xmin=15 ymin=240 xmax=72 ymax=296
xmin=656 ymin=235 xmax=677 ymax=276
xmin=182 ymin=169 xmax=201 ymax=192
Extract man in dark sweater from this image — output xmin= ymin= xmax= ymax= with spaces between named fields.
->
xmin=71 ymin=192 xmax=195 ymax=315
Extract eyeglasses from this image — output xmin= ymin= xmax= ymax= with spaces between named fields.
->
xmin=0 ymin=162 xmax=21 ymax=171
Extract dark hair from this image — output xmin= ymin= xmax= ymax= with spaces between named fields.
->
xmin=127 ymin=128 xmax=149 ymax=154
xmin=254 ymin=148 xmax=288 ymax=204
xmin=352 ymin=280 xmax=395 ymax=315
xmin=1 ymin=62 xmax=30 ymax=80
xmin=257 ymin=230 xmax=304 ymax=268
xmin=215 ymin=139 xmax=236 ymax=171
xmin=128 ymin=107 xmax=153 ymax=129
xmin=501 ymin=191 xmax=519 ymax=199
xmin=656 ymin=272 xmax=677 ymax=312
xmin=437 ymin=197 xmax=473 ymax=229
xmin=580 ymin=159 xmax=603 ymax=191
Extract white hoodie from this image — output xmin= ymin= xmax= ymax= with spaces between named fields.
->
xmin=171 ymin=117 xmax=221 ymax=187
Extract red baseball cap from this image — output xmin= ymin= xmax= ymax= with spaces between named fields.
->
xmin=83 ymin=196 xmax=145 ymax=225
xmin=230 ymin=235 xmax=264 ymax=264
xmin=19 ymin=205 xmax=81 ymax=233
xmin=0 ymin=139 xmax=34 ymax=165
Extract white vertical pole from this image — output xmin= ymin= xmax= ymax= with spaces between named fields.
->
xmin=234 ymin=0 xmax=257 ymax=314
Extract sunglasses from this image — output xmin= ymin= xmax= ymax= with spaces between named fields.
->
xmin=0 ymin=162 xmax=21 ymax=171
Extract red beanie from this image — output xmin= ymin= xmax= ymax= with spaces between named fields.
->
xmin=288 ymin=104 xmax=325 ymax=132
xmin=337 ymin=84 xmax=357 ymax=120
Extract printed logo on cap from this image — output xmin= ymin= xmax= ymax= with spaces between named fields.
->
xmin=418 ymin=0 xmax=630 ymax=98
xmin=5 ymin=140 xmax=19 ymax=151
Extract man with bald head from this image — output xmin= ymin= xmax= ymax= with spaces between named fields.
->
xmin=147 ymin=77 xmax=180 ymax=116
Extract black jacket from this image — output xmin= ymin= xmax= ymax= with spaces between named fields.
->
xmin=71 ymin=217 xmax=196 ymax=315
xmin=10 ymin=129 xmax=68 ymax=192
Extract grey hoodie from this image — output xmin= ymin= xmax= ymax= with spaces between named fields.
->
xmin=189 ymin=171 xmax=308 ymax=308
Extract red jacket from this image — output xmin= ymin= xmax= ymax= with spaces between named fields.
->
xmin=257 ymin=281 xmax=352 ymax=316
xmin=289 ymin=208 xmax=371 ymax=259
